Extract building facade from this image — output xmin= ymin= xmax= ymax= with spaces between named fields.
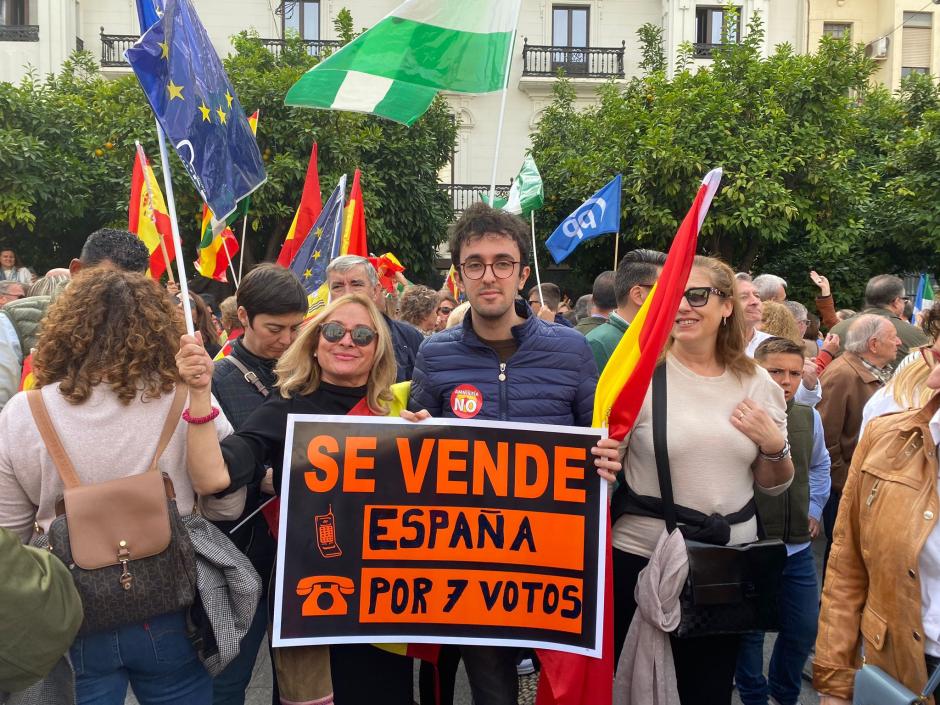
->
xmin=0 ymin=0 xmax=932 ymax=201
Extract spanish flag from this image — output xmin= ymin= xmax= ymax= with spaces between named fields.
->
xmin=129 ymin=142 xmax=174 ymax=279
xmin=195 ymin=207 xmax=240 ymax=282
xmin=18 ymin=353 xmax=35 ymax=392
xmin=340 ymin=168 xmax=368 ymax=257
xmin=593 ymin=168 xmax=723 ymax=440
xmin=276 ymin=142 xmax=322 ymax=267
xmin=443 ymin=264 xmax=462 ymax=302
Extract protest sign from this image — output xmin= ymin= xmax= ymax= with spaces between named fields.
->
xmin=272 ymin=416 xmax=607 ymax=657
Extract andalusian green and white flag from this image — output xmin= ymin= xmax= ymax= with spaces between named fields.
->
xmin=482 ymin=155 xmax=544 ymax=216
xmin=285 ymin=0 xmax=521 ymax=126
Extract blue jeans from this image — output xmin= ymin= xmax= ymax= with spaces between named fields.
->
xmin=212 ymin=597 xmax=269 ymax=705
xmin=70 ymin=611 xmax=211 ymax=705
xmin=735 ymin=546 xmax=819 ymax=705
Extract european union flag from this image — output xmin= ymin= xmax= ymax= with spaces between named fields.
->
xmin=545 ymin=175 xmax=622 ymax=264
xmin=291 ymin=177 xmax=346 ymax=313
xmin=126 ymin=0 xmax=266 ymax=223
xmin=135 ymin=0 xmax=163 ymax=33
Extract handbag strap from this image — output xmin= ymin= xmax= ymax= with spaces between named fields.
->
xmin=27 ymin=390 xmax=81 ymax=489
xmin=147 ymin=386 xmax=189 ymax=472
xmin=225 ymin=354 xmax=270 ymax=398
xmin=651 ymin=362 xmax=678 ymax=534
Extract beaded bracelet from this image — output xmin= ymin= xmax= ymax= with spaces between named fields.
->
xmin=182 ymin=407 xmax=220 ymax=425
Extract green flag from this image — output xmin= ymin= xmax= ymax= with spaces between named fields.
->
xmin=285 ymin=0 xmax=520 ymax=126
xmin=481 ymin=155 xmax=544 ymax=217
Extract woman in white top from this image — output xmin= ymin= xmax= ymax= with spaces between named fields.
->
xmin=0 ymin=247 xmax=31 ymax=284
xmin=612 ymin=256 xmax=793 ymax=704
xmin=0 ymin=269 xmax=232 ymax=705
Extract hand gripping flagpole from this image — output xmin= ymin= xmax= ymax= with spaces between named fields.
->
xmin=155 ymin=119 xmax=196 ymax=336
xmin=487 ymin=0 xmax=524 ymax=206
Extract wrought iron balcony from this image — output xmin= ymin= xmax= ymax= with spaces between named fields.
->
xmin=522 ymin=40 xmax=625 ymax=79
xmin=100 ymin=28 xmax=138 ymax=67
xmin=693 ymin=42 xmax=735 ymax=58
xmin=439 ymin=183 xmax=510 ymax=214
xmin=259 ymin=37 xmax=342 ymax=58
xmin=0 ymin=25 xmax=39 ymax=41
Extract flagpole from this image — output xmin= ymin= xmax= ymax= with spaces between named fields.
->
xmin=238 ymin=214 xmax=249 ymax=284
xmin=613 ymin=232 xmax=620 ymax=271
xmin=159 ymin=238 xmax=175 ymax=284
xmin=227 ymin=258 xmax=239 ymax=289
xmin=530 ymin=211 xmax=544 ymax=307
xmin=487 ymin=0 xmax=524 ymax=205
xmin=155 ymin=120 xmax=195 ymax=336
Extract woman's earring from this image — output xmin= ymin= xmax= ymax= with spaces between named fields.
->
xmin=722 ymin=316 xmax=728 ymax=326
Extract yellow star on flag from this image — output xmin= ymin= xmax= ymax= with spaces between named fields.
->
xmin=158 ymin=41 xmax=169 ymax=59
xmin=216 ymin=106 xmax=227 ymax=124
xmin=225 ymin=90 xmax=234 ymax=108
xmin=303 ymin=269 xmax=312 ymax=278
xmin=167 ymin=79 xmax=184 ymax=101
xmin=198 ymin=101 xmax=211 ymax=122
xmin=315 ymin=227 xmax=323 ymax=239
xmin=312 ymin=250 xmax=322 ymax=260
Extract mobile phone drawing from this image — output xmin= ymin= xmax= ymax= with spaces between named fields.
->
xmin=315 ymin=504 xmax=342 ymax=558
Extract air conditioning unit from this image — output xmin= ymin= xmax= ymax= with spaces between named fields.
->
xmin=865 ymin=36 xmax=889 ymax=59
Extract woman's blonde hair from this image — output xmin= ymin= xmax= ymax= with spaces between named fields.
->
xmin=761 ymin=301 xmax=802 ymax=344
xmin=34 ymin=269 xmax=183 ymax=404
xmin=666 ymin=255 xmax=757 ymax=377
xmin=275 ymin=294 xmax=396 ymax=414
xmin=888 ymin=354 xmax=933 ymax=409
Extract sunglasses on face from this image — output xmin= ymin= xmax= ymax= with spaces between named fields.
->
xmin=682 ymin=287 xmax=728 ymax=307
xmin=320 ymin=321 xmax=377 ymax=347
xmin=921 ymin=345 xmax=940 ymax=370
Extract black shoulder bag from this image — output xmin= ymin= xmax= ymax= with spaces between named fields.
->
xmin=651 ymin=363 xmax=787 ymax=638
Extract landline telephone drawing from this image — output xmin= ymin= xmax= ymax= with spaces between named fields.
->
xmin=297 ymin=576 xmax=355 ymax=616
xmin=315 ymin=504 xmax=342 ymax=558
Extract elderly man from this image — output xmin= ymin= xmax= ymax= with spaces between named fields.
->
xmin=0 ymin=281 xmax=24 ymax=306
xmin=817 ymin=314 xmax=900 ymax=567
xmin=828 ymin=274 xmax=928 ymax=367
xmin=753 ymin=273 xmax=788 ymax=302
xmin=325 ymin=254 xmax=424 ymax=382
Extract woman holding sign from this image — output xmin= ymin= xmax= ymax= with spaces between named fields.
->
xmin=177 ymin=293 xmax=412 ymax=705
xmin=610 ymin=256 xmax=793 ymax=704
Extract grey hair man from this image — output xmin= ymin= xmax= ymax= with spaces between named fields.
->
xmin=0 ymin=281 xmax=25 ymax=307
xmin=817 ymin=313 xmax=900 ymax=569
xmin=827 ymin=274 xmax=928 ymax=367
xmin=325 ymin=254 xmax=424 ymax=382
xmin=753 ymin=273 xmax=788 ymax=302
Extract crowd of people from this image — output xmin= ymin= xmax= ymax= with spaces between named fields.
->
xmin=1 ymin=201 xmax=940 ymax=705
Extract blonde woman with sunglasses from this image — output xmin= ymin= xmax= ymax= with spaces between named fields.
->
xmin=176 ymin=293 xmax=413 ymax=705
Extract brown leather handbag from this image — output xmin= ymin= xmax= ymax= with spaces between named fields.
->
xmin=29 ymin=386 xmax=197 ymax=636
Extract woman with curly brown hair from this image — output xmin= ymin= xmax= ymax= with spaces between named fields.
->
xmin=0 ymin=269 xmax=233 ymax=705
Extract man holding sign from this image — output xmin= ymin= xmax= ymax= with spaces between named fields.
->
xmin=407 ymin=202 xmax=621 ymax=705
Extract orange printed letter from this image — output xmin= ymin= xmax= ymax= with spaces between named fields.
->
xmin=472 ymin=440 xmax=509 ymax=496
xmin=306 ymin=435 xmax=339 ymax=492
xmin=398 ymin=438 xmax=436 ymax=493
xmin=343 ymin=436 xmax=377 ymax=492
xmin=437 ymin=439 xmax=469 ymax=494
xmin=514 ymin=444 xmax=549 ymax=499
xmin=553 ymin=446 xmax=586 ymax=503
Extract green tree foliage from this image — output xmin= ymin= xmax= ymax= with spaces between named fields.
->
xmin=530 ymin=15 xmax=940 ymax=308
xmin=0 ymin=27 xmax=456 ymax=282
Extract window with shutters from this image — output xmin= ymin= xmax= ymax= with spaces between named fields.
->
xmin=823 ymin=23 xmax=852 ymax=39
xmin=694 ymin=6 xmax=741 ymax=58
xmin=283 ymin=0 xmax=320 ymax=40
xmin=902 ymin=11 xmax=932 ymax=75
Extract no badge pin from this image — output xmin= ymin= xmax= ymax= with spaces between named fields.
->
xmin=450 ymin=384 xmax=482 ymax=419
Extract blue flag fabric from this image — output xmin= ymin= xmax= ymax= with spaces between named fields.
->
xmin=135 ymin=0 xmax=164 ymax=33
xmin=126 ymin=0 xmax=266 ymax=223
xmin=545 ymin=175 xmax=622 ymax=264
xmin=290 ymin=176 xmax=346 ymax=298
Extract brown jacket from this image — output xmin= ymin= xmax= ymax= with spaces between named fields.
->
xmin=814 ymin=396 xmax=940 ymax=701
xmin=817 ymin=352 xmax=884 ymax=492
xmin=815 ymin=294 xmax=840 ymax=330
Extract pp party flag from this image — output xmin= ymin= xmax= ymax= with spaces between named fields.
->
xmin=482 ymin=155 xmax=544 ymax=217
xmin=277 ymin=142 xmax=322 ymax=267
xmin=593 ymin=168 xmax=723 ymax=441
xmin=291 ymin=176 xmax=346 ymax=316
xmin=284 ymin=0 xmax=521 ymax=126
xmin=126 ymin=0 xmax=266 ymax=223
xmin=912 ymin=274 xmax=935 ymax=323
xmin=129 ymin=142 xmax=175 ymax=279
xmin=545 ymin=175 xmax=622 ymax=264
xmin=340 ymin=169 xmax=368 ymax=257
xmin=196 ymin=205 xmax=239 ymax=281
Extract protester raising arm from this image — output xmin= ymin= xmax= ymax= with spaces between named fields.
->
xmin=811 ymin=271 xmax=840 ymax=330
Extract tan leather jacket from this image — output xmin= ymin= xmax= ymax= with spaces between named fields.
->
xmin=814 ymin=395 xmax=940 ymax=701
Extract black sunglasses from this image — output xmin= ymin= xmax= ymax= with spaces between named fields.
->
xmin=320 ymin=321 xmax=377 ymax=347
xmin=683 ymin=287 xmax=728 ymax=307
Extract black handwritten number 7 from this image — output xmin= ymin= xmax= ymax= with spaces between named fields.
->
xmin=443 ymin=579 xmax=468 ymax=613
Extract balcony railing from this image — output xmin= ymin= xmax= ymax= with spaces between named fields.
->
xmin=522 ymin=40 xmax=625 ymax=79
xmin=693 ymin=42 xmax=737 ymax=58
xmin=260 ymin=37 xmax=342 ymax=58
xmin=439 ymin=184 xmax=510 ymax=214
xmin=0 ymin=25 xmax=39 ymax=41
xmin=100 ymin=28 xmax=138 ymax=66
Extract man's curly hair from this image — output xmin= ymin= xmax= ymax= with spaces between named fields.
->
xmin=34 ymin=269 xmax=184 ymax=404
